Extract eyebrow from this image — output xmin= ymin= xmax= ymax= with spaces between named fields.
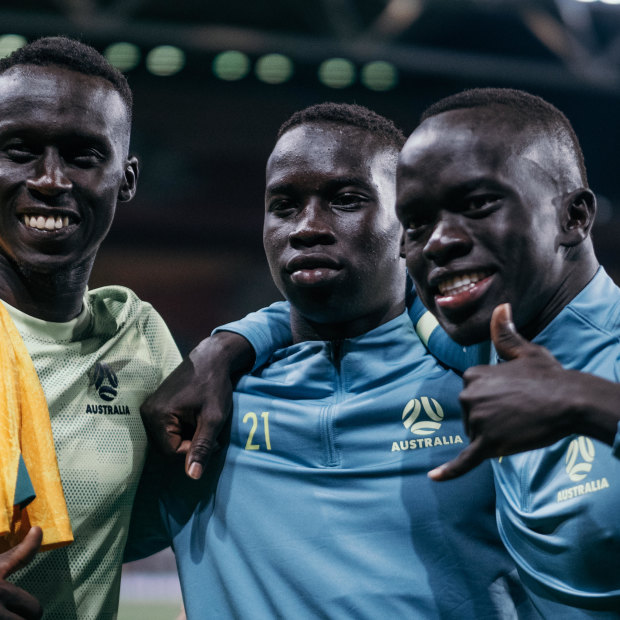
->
xmin=444 ymin=177 xmax=511 ymax=197
xmin=266 ymin=176 xmax=375 ymax=196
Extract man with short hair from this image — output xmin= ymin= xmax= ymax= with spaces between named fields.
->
xmin=130 ymin=102 xmax=535 ymax=618
xmin=0 ymin=37 xmax=181 ymax=619
xmin=396 ymin=87 xmax=620 ymax=616
xmin=141 ymin=92 xmax=620 ymax=617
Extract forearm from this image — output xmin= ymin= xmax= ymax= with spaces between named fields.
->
xmin=191 ymin=330 xmax=256 ymax=380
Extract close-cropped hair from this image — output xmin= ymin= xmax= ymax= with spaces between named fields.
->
xmin=0 ymin=36 xmax=133 ymax=121
xmin=420 ymin=87 xmax=587 ymax=186
xmin=277 ymin=102 xmax=406 ymax=153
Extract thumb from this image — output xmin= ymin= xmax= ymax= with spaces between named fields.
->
xmin=490 ymin=303 xmax=531 ymax=361
xmin=185 ymin=410 xmax=223 ymax=480
xmin=0 ymin=526 xmax=42 ymax=578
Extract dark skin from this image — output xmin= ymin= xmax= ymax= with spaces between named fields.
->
xmin=143 ymin=108 xmax=619 ymax=481
xmin=264 ymin=123 xmax=404 ymax=342
xmin=140 ymin=124 xmax=406 ymax=478
xmin=0 ymin=528 xmax=42 ymax=620
xmin=0 ymin=64 xmax=137 ymax=616
xmin=0 ymin=64 xmax=138 ymax=321
xmin=396 ymin=107 xmax=619 ymax=480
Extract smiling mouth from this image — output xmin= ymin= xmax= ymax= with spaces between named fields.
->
xmin=436 ymin=270 xmax=492 ymax=297
xmin=22 ymin=214 xmax=72 ymax=232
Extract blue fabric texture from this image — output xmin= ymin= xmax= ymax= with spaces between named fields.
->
xmin=490 ymin=268 xmax=620 ymax=617
xmin=132 ymin=312 xmax=537 ymax=618
xmin=214 ymin=276 xmax=483 ymax=373
xmin=14 ymin=454 xmax=35 ymax=508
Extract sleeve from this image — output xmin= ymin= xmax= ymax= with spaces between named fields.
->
xmin=406 ymin=276 xmax=488 ymax=373
xmin=142 ymin=306 xmax=183 ymax=383
xmin=212 ymin=301 xmax=293 ymax=370
xmin=123 ymin=450 xmax=172 ymax=563
xmin=14 ymin=454 xmax=35 ymax=508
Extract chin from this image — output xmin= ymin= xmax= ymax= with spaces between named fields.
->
xmin=440 ymin=316 xmax=491 ymax=347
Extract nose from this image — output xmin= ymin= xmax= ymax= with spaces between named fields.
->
xmin=26 ymin=149 xmax=72 ymax=196
xmin=423 ymin=213 xmax=472 ymax=265
xmin=289 ymin=201 xmax=335 ymax=247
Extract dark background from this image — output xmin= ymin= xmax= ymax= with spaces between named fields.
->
xmin=4 ymin=0 xmax=619 ymax=353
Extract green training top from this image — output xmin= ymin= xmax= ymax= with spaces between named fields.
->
xmin=5 ymin=286 xmax=181 ymax=620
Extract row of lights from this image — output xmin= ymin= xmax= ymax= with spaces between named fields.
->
xmin=0 ymin=34 xmax=398 ymax=91
xmin=107 ymin=43 xmax=399 ymax=91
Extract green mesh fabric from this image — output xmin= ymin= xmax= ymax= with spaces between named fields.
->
xmin=5 ymin=286 xmax=181 ymax=619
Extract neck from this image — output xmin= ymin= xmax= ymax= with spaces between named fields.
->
xmin=521 ymin=252 xmax=599 ymax=340
xmin=0 ymin=255 xmax=94 ymax=322
xmin=290 ymin=297 xmax=406 ymax=343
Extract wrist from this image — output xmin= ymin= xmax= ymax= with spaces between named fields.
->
xmin=570 ymin=371 xmax=619 ymax=446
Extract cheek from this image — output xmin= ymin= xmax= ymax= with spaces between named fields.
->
xmin=402 ymin=239 xmax=425 ymax=274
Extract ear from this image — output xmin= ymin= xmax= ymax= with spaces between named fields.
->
xmin=559 ymin=188 xmax=596 ymax=247
xmin=118 ymin=156 xmax=139 ymax=202
xmin=399 ymin=229 xmax=406 ymax=258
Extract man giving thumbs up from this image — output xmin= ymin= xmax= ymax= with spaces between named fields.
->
xmin=397 ymin=87 xmax=620 ymax=617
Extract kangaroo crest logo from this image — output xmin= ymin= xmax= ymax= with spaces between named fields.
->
xmin=402 ymin=397 xmax=444 ymax=435
xmin=565 ymin=436 xmax=595 ymax=482
xmin=91 ymin=362 xmax=119 ymax=402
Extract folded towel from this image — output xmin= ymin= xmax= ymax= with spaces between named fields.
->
xmin=0 ymin=301 xmax=73 ymax=552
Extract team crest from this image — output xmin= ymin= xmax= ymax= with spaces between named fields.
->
xmin=402 ymin=397 xmax=444 ymax=435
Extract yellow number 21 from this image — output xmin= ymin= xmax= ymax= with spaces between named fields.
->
xmin=243 ymin=411 xmax=272 ymax=451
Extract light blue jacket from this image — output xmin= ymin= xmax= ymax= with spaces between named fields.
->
xmin=128 ymin=312 xmax=535 ymax=618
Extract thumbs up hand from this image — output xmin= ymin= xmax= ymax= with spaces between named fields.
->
xmin=429 ymin=304 xmax=575 ymax=481
xmin=0 ymin=527 xmax=43 ymax=619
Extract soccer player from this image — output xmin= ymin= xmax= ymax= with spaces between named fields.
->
xmin=396 ymin=88 xmax=620 ymax=616
xmin=129 ymin=103 xmax=536 ymax=618
xmin=0 ymin=37 xmax=181 ymax=619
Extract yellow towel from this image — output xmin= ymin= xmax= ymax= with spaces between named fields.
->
xmin=0 ymin=301 xmax=73 ymax=553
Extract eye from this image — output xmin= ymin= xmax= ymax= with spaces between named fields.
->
xmin=400 ymin=208 xmax=434 ymax=240
xmin=404 ymin=220 xmax=431 ymax=240
xmin=267 ymin=198 xmax=296 ymax=217
xmin=464 ymin=194 xmax=501 ymax=213
xmin=5 ymin=143 xmax=36 ymax=163
xmin=68 ymin=148 xmax=104 ymax=168
xmin=330 ymin=193 xmax=366 ymax=210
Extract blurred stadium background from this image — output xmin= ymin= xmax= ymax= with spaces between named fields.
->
xmin=3 ymin=0 xmax=620 ymax=617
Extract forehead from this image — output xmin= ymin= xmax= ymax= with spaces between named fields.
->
xmin=0 ymin=64 xmax=129 ymax=141
xmin=398 ymin=109 xmax=555 ymax=189
xmin=266 ymin=123 xmax=393 ymax=187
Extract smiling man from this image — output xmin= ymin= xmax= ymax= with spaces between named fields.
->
xmin=396 ymin=88 xmax=620 ymax=616
xmin=129 ymin=103 xmax=536 ymax=618
xmin=0 ymin=38 xmax=180 ymax=619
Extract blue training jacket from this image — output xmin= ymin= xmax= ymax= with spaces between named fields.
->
xmin=491 ymin=268 xmax=620 ymax=617
xmin=128 ymin=312 xmax=536 ymax=618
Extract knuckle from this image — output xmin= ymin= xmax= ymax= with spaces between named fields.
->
xmin=190 ymin=437 xmax=217 ymax=458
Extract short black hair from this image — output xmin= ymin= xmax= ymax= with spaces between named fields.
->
xmin=0 ymin=36 xmax=133 ymax=121
xmin=277 ymin=102 xmax=406 ymax=153
xmin=420 ymin=88 xmax=587 ymax=186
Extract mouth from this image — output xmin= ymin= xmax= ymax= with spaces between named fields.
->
xmin=436 ymin=270 xmax=492 ymax=297
xmin=21 ymin=213 xmax=76 ymax=232
xmin=285 ymin=254 xmax=342 ymax=286
xmin=433 ymin=269 xmax=495 ymax=310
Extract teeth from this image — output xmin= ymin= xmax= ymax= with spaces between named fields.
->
xmin=438 ymin=271 xmax=489 ymax=296
xmin=22 ymin=214 xmax=72 ymax=232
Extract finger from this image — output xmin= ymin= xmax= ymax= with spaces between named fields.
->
xmin=427 ymin=441 xmax=486 ymax=481
xmin=0 ymin=528 xmax=42 ymax=579
xmin=490 ymin=303 xmax=532 ymax=361
xmin=0 ymin=581 xmax=43 ymax=620
xmin=185 ymin=409 xmax=226 ymax=480
xmin=458 ymin=397 xmax=471 ymax=438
